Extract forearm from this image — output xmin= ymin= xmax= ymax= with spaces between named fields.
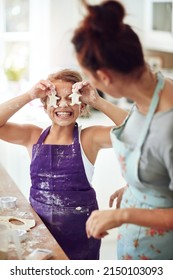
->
xmin=74 ymin=81 xmax=128 ymax=125
xmin=0 ymin=92 xmax=33 ymax=127
xmin=92 ymin=95 xmax=128 ymax=126
xmin=120 ymin=207 xmax=173 ymax=230
xmin=86 ymin=203 xmax=173 ymax=239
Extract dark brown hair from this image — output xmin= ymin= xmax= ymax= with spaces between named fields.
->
xmin=71 ymin=0 xmax=145 ymax=75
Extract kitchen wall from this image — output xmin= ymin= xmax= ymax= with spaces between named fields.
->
xmin=48 ymin=0 xmax=81 ymax=71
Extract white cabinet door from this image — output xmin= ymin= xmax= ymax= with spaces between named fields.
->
xmin=144 ymin=0 xmax=173 ymax=52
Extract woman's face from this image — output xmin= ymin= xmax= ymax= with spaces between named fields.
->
xmin=46 ymin=80 xmax=82 ymax=127
xmin=82 ymin=67 xmax=125 ymax=99
xmin=82 ymin=68 xmax=104 ymax=92
xmin=81 ymin=67 xmax=118 ymax=98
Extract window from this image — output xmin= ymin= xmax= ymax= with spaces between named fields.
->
xmin=0 ymin=0 xmax=51 ymax=94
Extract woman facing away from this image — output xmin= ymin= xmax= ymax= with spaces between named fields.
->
xmin=0 ymin=69 xmax=127 ymax=260
xmin=71 ymin=0 xmax=173 ymax=259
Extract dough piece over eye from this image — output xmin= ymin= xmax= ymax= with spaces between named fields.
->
xmin=47 ymin=89 xmax=60 ymax=108
xmin=69 ymin=89 xmax=82 ymax=106
xmin=0 ymin=216 xmax=36 ymax=231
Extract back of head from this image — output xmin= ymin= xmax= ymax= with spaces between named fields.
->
xmin=71 ymin=0 xmax=145 ymax=75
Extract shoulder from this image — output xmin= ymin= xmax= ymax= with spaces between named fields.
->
xmin=81 ymin=125 xmax=112 ymax=138
xmin=26 ymin=124 xmax=44 ymax=145
xmin=80 ymin=126 xmax=96 ymax=143
xmin=81 ymin=125 xmax=113 ymax=148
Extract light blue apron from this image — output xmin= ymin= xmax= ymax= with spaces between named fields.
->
xmin=111 ymin=72 xmax=173 ymax=260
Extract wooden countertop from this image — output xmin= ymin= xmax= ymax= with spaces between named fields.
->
xmin=0 ymin=163 xmax=68 ymax=260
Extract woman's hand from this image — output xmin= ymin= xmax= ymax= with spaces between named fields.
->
xmin=72 ymin=81 xmax=100 ymax=106
xmin=86 ymin=209 xmax=123 ymax=239
xmin=86 ymin=186 xmax=128 ymax=239
xmin=109 ymin=185 xmax=128 ymax=208
xmin=86 ymin=205 xmax=173 ymax=239
xmin=28 ymin=80 xmax=55 ymax=100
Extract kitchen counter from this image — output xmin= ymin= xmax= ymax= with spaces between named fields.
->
xmin=0 ymin=163 xmax=68 ymax=260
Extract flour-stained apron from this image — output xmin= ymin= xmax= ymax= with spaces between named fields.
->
xmin=30 ymin=123 xmax=100 ymax=260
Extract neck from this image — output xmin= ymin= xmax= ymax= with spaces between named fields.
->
xmin=122 ymin=69 xmax=157 ymax=115
xmin=45 ymin=123 xmax=75 ymax=145
xmin=136 ymin=71 xmax=157 ymax=114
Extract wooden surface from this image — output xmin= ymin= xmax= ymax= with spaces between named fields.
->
xmin=0 ymin=163 xmax=68 ymax=260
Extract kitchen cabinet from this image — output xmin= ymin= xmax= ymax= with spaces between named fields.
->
xmin=144 ymin=0 xmax=173 ymax=52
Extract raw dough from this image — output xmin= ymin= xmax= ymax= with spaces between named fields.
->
xmin=47 ymin=90 xmax=60 ymax=108
xmin=0 ymin=216 xmax=35 ymax=231
xmin=69 ymin=89 xmax=81 ymax=105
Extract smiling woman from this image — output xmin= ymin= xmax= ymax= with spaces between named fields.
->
xmin=0 ymin=68 xmax=128 ymax=260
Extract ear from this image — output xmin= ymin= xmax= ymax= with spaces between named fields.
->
xmin=80 ymin=102 xmax=86 ymax=112
xmin=96 ymin=69 xmax=111 ymax=86
xmin=80 ymin=103 xmax=88 ymax=117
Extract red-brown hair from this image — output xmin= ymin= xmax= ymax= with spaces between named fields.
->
xmin=71 ymin=0 xmax=145 ymax=76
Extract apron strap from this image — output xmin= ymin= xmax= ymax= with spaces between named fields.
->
xmin=36 ymin=126 xmax=51 ymax=144
xmin=137 ymin=71 xmax=165 ymax=148
xmin=73 ymin=123 xmax=79 ymax=145
xmin=36 ymin=123 xmax=79 ymax=145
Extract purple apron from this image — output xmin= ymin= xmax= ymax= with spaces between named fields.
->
xmin=29 ymin=123 xmax=100 ymax=259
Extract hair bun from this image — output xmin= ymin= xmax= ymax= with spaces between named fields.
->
xmin=86 ymin=0 xmax=125 ymax=32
